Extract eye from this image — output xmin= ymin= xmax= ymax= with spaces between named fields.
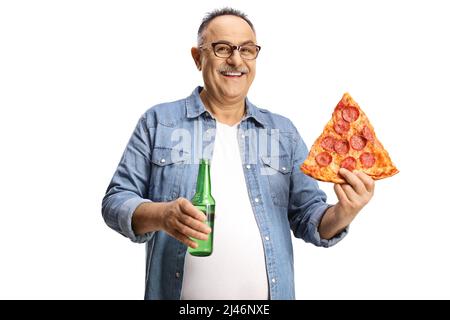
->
xmin=215 ymin=44 xmax=231 ymax=54
xmin=240 ymin=46 xmax=256 ymax=56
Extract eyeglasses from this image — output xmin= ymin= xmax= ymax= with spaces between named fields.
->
xmin=199 ymin=42 xmax=261 ymax=60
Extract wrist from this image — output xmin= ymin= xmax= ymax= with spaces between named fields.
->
xmin=132 ymin=201 xmax=166 ymax=235
xmin=332 ymin=204 xmax=353 ymax=230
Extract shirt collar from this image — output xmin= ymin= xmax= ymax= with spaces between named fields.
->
xmin=185 ymin=86 xmax=266 ymax=127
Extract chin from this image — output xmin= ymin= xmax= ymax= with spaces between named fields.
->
xmin=221 ymin=87 xmax=248 ymax=100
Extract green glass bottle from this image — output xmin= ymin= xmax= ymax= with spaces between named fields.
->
xmin=188 ymin=159 xmax=215 ymax=257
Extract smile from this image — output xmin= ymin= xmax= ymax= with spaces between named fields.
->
xmin=220 ymin=71 xmax=246 ymax=78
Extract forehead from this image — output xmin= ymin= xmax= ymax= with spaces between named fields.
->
xmin=203 ymin=15 xmax=256 ymax=43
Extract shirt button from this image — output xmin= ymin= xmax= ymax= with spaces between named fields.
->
xmin=254 ymin=198 xmax=259 ymax=203
xmin=265 ymin=236 xmax=270 ymax=241
xmin=272 ymin=278 xmax=276 ymax=283
xmin=246 ymin=164 xmax=251 ymax=169
xmin=175 ymin=272 xmax=180 ymax=278
xmin=282 ymin=167 xmax=286 ymax=171
xmin=160 ymin=158 xmax=166 ymax=164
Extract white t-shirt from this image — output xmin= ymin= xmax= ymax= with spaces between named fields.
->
xmin=181 ymin=121 xmax=269 ymax=300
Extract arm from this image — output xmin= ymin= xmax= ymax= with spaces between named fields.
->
xmin=102 ymin=114 xmax=210 ymax=246
xmin=101 ymin=114 xmax=154 ymax=243
xmin=288 ymin=126 xmax=348 ymax=247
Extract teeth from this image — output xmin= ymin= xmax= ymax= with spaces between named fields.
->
xmin=222 ymin=72 xmax=243 ymax=76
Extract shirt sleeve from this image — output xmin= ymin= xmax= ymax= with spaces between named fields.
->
xmin=101 ymin=113 xmax=154 ymax=243
xmin=287 ymin=125 xmax=348 ymax=248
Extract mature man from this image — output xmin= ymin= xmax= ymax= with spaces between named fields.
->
xmin=102 ymin=8 xmax=374 ymax=300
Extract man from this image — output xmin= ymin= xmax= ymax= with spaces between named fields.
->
xmin=102 ymin=8 xmax=374 ymax=300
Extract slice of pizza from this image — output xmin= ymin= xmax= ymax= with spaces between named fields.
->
xmin=301 ymin=93 xmax=399 ymax=183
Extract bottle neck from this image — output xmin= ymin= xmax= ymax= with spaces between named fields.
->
xmin=195 ymin=159 xmax=212 ymax=197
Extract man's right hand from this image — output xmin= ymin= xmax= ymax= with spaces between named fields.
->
xmin=132 ymin=198 xmax=211 ymax=248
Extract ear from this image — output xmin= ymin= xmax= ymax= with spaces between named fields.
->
xmin=191 ymin=47 xmax=202 ymax=71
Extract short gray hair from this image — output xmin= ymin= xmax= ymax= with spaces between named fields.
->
xmin=197 ymin=7 xmax=255 ymax=45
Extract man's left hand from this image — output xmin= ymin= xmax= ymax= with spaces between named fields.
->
xmin=333 ymin=168 xmax=375 ymax=227
xmin=318 ymin=168 xmax=375 ymax=239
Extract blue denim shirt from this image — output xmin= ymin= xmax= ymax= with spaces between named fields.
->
xmin=102 ymin=87 xmax=347 ymax=300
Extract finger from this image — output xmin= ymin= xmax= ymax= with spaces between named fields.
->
xmin=179 ymin=213 xmax=211 ymax=234
xmin=355 ymin=171 xmax=375 ymax=193
xmin=178 ymin=198 xmax=207 ymax=221
xmin=172 ymin=230 xmax=198 ymax=249
xmin=175 ymin=220 xmax=209 ymax=241
xmin=339 ymin=168 xmax=366 ymax=195
xmin=334 ymin=183 xmax=349 ymax=203
xmin=341 ymin=183 xmax=359 ymax=202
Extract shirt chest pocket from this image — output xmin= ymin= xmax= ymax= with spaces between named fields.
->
xmin=149 ymin=147 xmax=187 ymax=201
xmin=261 ymin=156 xmax=292 ymax=208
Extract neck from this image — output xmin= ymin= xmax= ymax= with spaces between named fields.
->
xmin=200 ymin=89 xmax=245 ymax=126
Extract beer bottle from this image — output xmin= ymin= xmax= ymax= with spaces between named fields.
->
xmin=189 ymin=159 xmax=215 ymax=256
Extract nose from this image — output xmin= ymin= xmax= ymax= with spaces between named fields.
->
xmin=226 ymin=49 xmax=244 ymax=66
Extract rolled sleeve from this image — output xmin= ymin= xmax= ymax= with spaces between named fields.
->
xmin=102 ymin=113 xmax=154 ymax=243
xmin=307 ymin=204 xmax=348 ymax=248
xmin=117 ymin=198 xmax=153 ymax=243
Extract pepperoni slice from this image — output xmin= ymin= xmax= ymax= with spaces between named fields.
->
xmin=362 ymin=126 xmax=374 ymax=142
xmin=333 ymin=119 xmax=350 ymax=134
xmin=350 ymin=135 xmax=367 ymax=150
xmin=342 ymin=107 xmax=360 ymax=122
xmin=340 ymin=157 xmax=356 ymax=171
xmin=360 ymin=152 xmax=376 ymax=168
xmin=315 ymin=152 xmax=332 ymax=167
xmin=320 ymin=136 xmax=336 ymax=151
xmin=334 ymin=140 xmax=349 ymax=155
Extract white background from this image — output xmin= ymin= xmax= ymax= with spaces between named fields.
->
xmin=1 ymin=0 xmax=449 ymax=299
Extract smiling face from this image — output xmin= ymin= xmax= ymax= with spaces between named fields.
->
xmin=192 ymin=15 xmax=257 ymax=105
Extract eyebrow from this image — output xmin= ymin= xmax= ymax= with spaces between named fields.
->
xmin=215 ymin=40 xmax=256 ymax=45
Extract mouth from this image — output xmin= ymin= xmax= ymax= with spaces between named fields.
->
xmin=219 ymin=71 xmax=246 ymax=78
